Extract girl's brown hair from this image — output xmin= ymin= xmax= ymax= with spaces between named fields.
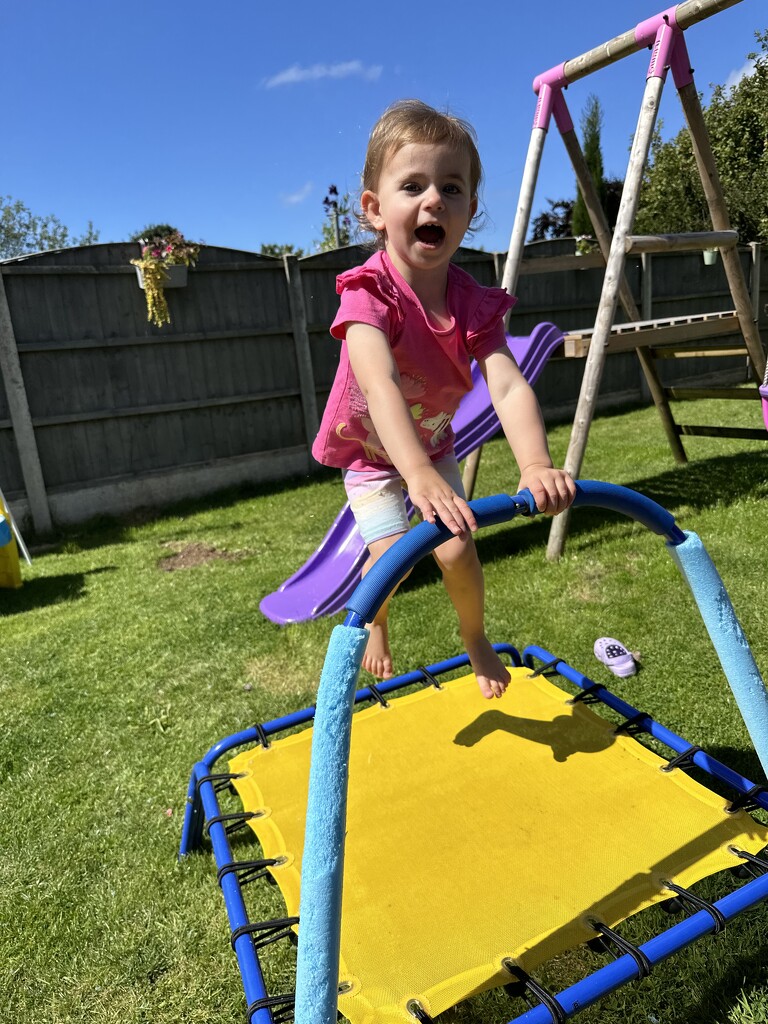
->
xmin=359 ymin=99 xmax=484 ymax=240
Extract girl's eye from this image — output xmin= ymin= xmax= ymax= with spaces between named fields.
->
xmin=443 ymin=184 xmax=461 ymax=195
xmin=403 ymin=182 xmax=421 ymax=193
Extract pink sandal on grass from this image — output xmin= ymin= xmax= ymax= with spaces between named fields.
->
xmin=594 ymin=637 xmax=637 ymax=678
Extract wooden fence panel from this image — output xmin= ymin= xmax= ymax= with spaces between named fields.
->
xmin=298 ymin=247 xmax=363 ymax=402
xmin=0 ymin=243 xmax=312 ymax=524
xmin=0 ymin=239 xmax=764 ymax=531
xmin=0 ymin=430 xmax=24 ymax=493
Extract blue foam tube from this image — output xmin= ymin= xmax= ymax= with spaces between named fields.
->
xmin=668 ymin=531 xmax=768 ymax=780
xmin=294 ymin=623 xmax=368 ymax=1024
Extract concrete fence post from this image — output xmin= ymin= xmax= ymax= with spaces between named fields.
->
xmin=0 ymin=271 xmax=52 ymax=535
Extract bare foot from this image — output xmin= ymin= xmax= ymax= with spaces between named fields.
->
xmin=464 ymin=635 xmax=510 ymax=699
xmin=362 ymin=620 xmax=393 ymax=679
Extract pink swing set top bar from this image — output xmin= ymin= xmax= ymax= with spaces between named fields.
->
xmin=529 ymin=0 xmax=742 ymax=131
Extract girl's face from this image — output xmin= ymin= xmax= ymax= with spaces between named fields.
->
xmin=362 ymin=142 xmax=477 ymax=283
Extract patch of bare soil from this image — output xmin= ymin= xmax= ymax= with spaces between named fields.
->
xmin=157 ymin=542 xmax=245 ymax=571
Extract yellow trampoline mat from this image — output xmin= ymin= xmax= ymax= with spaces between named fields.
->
xmin=230 ymin=667 xmax=768 ymax=1024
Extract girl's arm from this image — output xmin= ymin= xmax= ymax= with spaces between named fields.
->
xmin=479 ymin=345 xmax=576 ymax=515
xmin=346 ymin=322 xmax=477 ymax=535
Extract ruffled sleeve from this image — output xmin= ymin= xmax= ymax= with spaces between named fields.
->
xmin=329 ymin=261 xmax=404 ymax=341
xmin=465 ymin=287 xmax=517 ymax=362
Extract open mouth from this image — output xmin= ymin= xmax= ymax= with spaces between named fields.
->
xmin=415 ymin=224 xmax=445 ymax=245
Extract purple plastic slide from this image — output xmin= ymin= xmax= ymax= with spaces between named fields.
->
xmin=259 ymin=322 xmax=564 ymax=624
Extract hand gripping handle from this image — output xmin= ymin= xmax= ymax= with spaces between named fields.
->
xmin=344 ymin=480 xmax=684 ymax=627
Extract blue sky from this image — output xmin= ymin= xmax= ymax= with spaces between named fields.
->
xmin=3 ymin=1 xmax=763 ymax=255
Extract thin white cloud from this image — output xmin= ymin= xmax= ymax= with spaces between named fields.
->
xmin=264 ymin=60 xmax=382 ymax=89
xmin=281 ymin=182 xmax=313 ymax=206
xmin=724 ymin=58 xmax=757 ymax=91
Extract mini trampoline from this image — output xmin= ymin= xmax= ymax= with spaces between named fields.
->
xmin=180 ymin=481 xmax=768 ymax=1024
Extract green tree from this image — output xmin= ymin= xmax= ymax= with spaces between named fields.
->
xmin=0 ymin=195 xmax=99 ymax=259
xmin=529 ymin=178 xmax=623 ymax=242
xmin=603 ymin=177 xmax=624 ymax=231
xmin=571 ymin=94 xmax=607 ymax=238
xmin=259 ymin=243 xmax=305 ymax=258
xmin=315 ymin=185 xmax=354 ymax=251
xmin=635 ymin=30 xmax=768 ymax=243
xmin=129 ymin=224 xmax=179 ymax=241
xmin=530 ymin=197 xmax=575 ymax=241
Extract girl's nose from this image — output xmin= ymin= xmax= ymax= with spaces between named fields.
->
xmin=422 ymin=185 xmax=444 ymax=210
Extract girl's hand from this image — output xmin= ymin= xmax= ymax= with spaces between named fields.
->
xmin=406 ymin=467 xmax=477 ymax=536
xmin=518 ymin=466 xmax=576 ymax=516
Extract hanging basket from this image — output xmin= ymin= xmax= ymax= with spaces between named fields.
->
xmin=702 ymin=248 xmax=718 ymax=266
xmin=135 ymin=264 xmax=188 ymax=289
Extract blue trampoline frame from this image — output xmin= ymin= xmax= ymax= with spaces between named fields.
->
xmin=180 ymin=481 xmax=768 ymax=1024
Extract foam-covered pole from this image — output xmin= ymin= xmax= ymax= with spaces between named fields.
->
xmin=668 ymin=531 xmax=768 ymax=779
xmin=294 ymin=623 xmax=368 ymax=1024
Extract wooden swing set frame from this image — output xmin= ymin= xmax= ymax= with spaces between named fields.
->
xmin=488 ymin=0 xmax=766 ymax=558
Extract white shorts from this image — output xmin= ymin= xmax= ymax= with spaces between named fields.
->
xmin=343 ymin=455 xmax=465 ymax=546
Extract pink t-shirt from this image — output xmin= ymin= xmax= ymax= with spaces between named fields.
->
xmin=312 ymin=250 xmax=516 ymax=473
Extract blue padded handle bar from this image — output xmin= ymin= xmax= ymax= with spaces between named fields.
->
xmin=344 ymin=480 xmax=685 ymax=627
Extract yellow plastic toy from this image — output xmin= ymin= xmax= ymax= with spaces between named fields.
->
xmin=0 ymin=495 xmax=22 ymax=589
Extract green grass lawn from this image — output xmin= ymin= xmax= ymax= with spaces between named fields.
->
xmin=2 ymin=399 xmax=768 ymax=1024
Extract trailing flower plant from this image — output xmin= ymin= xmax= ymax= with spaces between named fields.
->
xmin=131 ymin=230 xmax=200 ymax=327
xmin=575 ymin=234 xmax=596 ymax=256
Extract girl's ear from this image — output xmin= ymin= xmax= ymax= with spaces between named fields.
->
xmin=468 ymin=195 xmax=478 ymax=225
xmin=361 ymin=190 xmax=384 ymax=232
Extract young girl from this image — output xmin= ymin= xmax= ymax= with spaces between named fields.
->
xmin=312 ymin=99 xmax=575 ymax=698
